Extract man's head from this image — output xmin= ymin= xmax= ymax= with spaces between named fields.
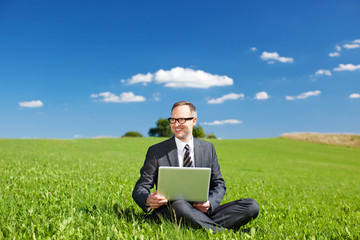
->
xmin=169 ymin=101 xmax=197 ymax=142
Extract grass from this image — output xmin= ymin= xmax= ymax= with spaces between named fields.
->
xmin=1 ymin=137 xmax=359 ymax=239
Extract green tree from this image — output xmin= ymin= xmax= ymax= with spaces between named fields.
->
xmin=148 ymin=118 xmax=172 ymax=137
xmin=193 ymin=125 xmax=206 ymax=138
xmin=122 ymin=131 xmax=143 ymax=137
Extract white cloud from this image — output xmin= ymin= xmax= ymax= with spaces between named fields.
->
xmin=154 ymin=67 xmax=233 ymax=88
xmin=203 ymin=119 xmax=243 ymax=125
xmin=250 ymin=47 xmax=257 ymax=51
xmin=343 ymin=43 xmax=360 ymax=49
xmin=19 ymin=100 xmax=43 ymax=108
xmin=349 ymin=93 xmax=360 ymax=99
xmin=286 ymin=90 xmax=321 ymax=100
xmin=207 ymin=93 xmax=245 ymax=104
xmin=260 ymin=51 xmax=294 ymax=63
xmin=329 ymin=52 xmax=340 ymax=57
xmin=126 ymin=67 xmax=233 ymax=88
xmin=333 ymin=64 xmax=360 ymax=72
xmin=254 ymin=91 xmax=270 ymax=100
xmin=126 ymin=72 xmax=153 ymax=85
xmin=315 ymin=69 xmax=332 ymax=76
xmin=91 ymin=91 xmax=146 ymax=103
xmin=329 ymin=39 xmax=360 ymax=57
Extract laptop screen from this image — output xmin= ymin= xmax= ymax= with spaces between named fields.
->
xmin=157 ymin=167 xmax=211 ymax=202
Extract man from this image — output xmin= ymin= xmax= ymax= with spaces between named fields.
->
xmin=132 ymin=101 xmax=259 ymax=231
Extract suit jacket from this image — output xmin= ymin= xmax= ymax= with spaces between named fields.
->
xmin=132 ymin=137 xmax=226 ymax=215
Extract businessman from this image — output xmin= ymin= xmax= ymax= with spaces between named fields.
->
xmin=132 ymin=101 xmax=259 ymax=231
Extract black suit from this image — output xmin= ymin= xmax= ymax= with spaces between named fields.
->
xmin=132 ymin=137 xmax=259 ymax=231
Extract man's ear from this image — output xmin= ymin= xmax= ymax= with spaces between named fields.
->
xmin=192 ymin=117 xmax=198 ymax=126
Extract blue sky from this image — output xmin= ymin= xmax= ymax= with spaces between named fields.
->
xmin=1 ymin=0 xmax=359 ymax=139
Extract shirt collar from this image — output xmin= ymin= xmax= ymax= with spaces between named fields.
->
xmin=174 ymin=137 xmax=194 ymax=152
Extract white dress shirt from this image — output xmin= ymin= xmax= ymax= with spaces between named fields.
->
xmin=174 ymin=137 xmax=195 ymax=167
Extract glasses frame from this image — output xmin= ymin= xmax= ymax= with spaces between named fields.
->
xmin=168 ymin=117 xmax=194 ymax=124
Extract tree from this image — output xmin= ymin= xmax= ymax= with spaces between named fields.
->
xmin=148 ymin=118 xmax=172 ymax=137
xmin=122 ymin=131 xmax=143 ymax=137
xmin=193 ymin=125 xmax=206 ymax=138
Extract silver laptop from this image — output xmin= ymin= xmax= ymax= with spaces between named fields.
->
xmin=157 ymin=167 xmax=211 ymax=202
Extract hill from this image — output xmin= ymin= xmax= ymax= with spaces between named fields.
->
xmin=281 ymin=132 xmax=360 ymax=148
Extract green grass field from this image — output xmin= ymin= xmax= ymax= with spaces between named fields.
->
xmin=1 ymin=138 xmax=359 ymax=239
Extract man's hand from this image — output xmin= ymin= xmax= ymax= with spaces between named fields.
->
xmin=192 ymin=201 xmax=210 ymax=213
xmin=146 ymin=190 xmax=168 ymax=209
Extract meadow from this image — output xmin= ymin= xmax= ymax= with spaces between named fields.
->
xmin=1 ymin=137 xmax=359 ymax=239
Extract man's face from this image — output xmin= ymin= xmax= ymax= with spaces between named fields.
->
xmin=170 ymin=105 xmax=197 ymax=142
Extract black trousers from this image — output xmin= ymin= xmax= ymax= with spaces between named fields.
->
xmin=148 ymin=198 xmax=259 ymax=231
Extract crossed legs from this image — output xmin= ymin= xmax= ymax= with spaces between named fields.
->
xmin=150 ymin=198 xmax=259 ymax=231
xmin=210 ymin=198 xmax=260 ymax=230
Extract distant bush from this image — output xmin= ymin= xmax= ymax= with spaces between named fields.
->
xmin=207 ymin=133 xmax=217 ymax=139
xmin=122 ymin=131 xmax=143 ymax=137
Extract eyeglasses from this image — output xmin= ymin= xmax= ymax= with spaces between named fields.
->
xmin=168 ymin=117 xmax=194 ymax=124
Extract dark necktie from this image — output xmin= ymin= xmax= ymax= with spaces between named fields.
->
xmin=183 ymin=144 xmax=193 ymax=167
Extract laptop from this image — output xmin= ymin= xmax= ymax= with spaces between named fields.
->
xmin=157 ymin=166 xmax=211 ymax=203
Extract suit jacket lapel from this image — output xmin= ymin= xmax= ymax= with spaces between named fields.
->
xmin=194 ymin=138 xmax=204 ymax=167
xmin=166 ymin=137 xmax=179 ymax=167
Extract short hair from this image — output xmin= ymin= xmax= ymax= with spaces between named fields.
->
xmin=171 ymin=101 xmax=197 ymax=117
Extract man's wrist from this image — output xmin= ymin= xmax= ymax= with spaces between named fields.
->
xmin=145 ymin=194 xmax=150 ymax=206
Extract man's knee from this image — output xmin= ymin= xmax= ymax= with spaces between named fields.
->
xmin=244 ymin=198 xmax=259 ymax=219
xmin=231 ymin=198 xmax=259 ymax=219
xmin=170 ymin=199 xmax=191 ymax=217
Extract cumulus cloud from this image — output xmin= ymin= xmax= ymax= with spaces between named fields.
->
xmin=349 ymin=93 xmax=360 ymax=99
xmin=207 ymin=93 xmax=245 ymax=104
xmin=154 ymin=67 xmax=233 ymax=88
xmin=329 ymin=45 xmax=341 ymax=57
xmin=203 ymin=119 xmax=243 ymax=125
xmin=329 ymin=52 xmax=340 ymax=57
xmin=315 ymin=69 xmax=332 ymax=76
xmin=19 ymin=100 xmax=44 ymax=108
xmin=286 ymin=90 xmax=321 ymax=100
xmin=329 ymin=39 xmax=360 ymax=57
xmin=250 ymin=47 xmax=257 ymax=51
xmin=330 ymin=39 xmax=360 ymax=56
xmin=91 ymin=91 xmax=145 ymax=103
xmin=333 ymin=64 xmax=360 ymax=72
xmin=343 ymin=43 xmax=360 ymax=49
xmin=261 ymin=51 xmax=294 ymax=63
xmin=127 ymin=72 xmax=153 ymax=85
xmin=254 ymin=91 xmax=270 ymax=100
xmin=343 ymin=39 xmax=360 ymax=49
xmin=126 ymin=67 xmax=233 ymax=88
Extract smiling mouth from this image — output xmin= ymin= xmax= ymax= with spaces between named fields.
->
xmin=175 ymin=128 xmax=183 ymax=133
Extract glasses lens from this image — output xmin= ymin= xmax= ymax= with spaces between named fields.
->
xmin=168 ymin=118 xmax=193 ymax=124
xmin=178 ymin=118 xmax=185 ymax=124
